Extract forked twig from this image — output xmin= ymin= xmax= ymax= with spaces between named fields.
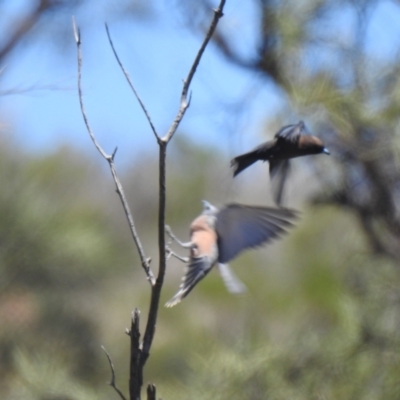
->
xmin=101 ymin=346 xmax=127 ymax=400
xmin=72 ymin=17 xmax=155 ymax=285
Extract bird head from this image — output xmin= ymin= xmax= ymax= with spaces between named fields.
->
xmin=201 ymin=200 xmax=219 ymax=215
xmin=299 ymin=136 xmax=330 ymax=155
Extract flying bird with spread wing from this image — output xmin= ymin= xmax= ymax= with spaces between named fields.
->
xmin=231 ymin=121 xmax=330 ymax=206
xmin=165 ymin=201 xmax=298 ymax=307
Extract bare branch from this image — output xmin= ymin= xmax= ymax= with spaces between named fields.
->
xmin=140 ymin=142 xmax=167 ymax=368
xmin=105 ymin=23 xmax=161 ymax=143
xmin=162 ymin=0 xmax=226 ymax=143
xmin=101 ymin=346 xmax=127 ymax=400
xmin=73 ymin=18 xmax=155 ymax=285
xmin=147 ymin=383 xmax=157 ymax=400
xmin=73 ymin=18 xmax=108 ymax=159
xmin=73 ymin=2 xmax=227 ymax=397
xmin=129 ymin=308 xmax=142 ymax=400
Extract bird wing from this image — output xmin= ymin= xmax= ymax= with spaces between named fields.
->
xmin=165 ymin=256 xmax=215 ymax=307
xmin=269 ymin=159 xmax=291 ymax=206
xmin=274 ymin=121 xmax=305 ymax=144
xmin=217 ymin=263 xmax=247 ymax=294
xmin=216 ymin=204 xmax=298 ymax=263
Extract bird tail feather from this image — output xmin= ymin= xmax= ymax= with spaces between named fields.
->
xmin=218 ymin=263 xmax=247 ymax=294
xmin=165 ymin=292 xmax=184 ymax=308
xmin=231 ymin=154 xmax=258 ymax=176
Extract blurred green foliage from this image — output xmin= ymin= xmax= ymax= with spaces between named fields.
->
xmin=1 ymin=132 xmax=399 ymax=399
xmin=0 ymin=140 xmax=133 ymax=398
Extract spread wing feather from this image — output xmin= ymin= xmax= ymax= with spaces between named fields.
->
xmin=275 ymin=121 xmax=304 ymax=143
xmin=216 ymin=204 xmax=298 ymax=263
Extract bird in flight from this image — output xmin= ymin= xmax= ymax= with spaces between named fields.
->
xmin=231 ymin=121 xmax=330 ymax=206
xmin=165 ymin=200 xmax=298 ymax=307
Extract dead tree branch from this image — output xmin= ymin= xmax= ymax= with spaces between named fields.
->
xmin=73 ymin=18 xmax=155 ymax=286
xmin=74 ymin=0 xmax=226 ymax=397
xmin=146 ymin=383 xmax=157 ymax=400
xmin=129 ymin=309 xmax=142 ymax=400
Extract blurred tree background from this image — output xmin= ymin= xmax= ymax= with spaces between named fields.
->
xmin=1 ymin=0 xmax=400 ymax=399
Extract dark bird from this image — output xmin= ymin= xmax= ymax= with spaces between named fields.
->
xmin=231 ymin=121 xmax=330 ymax=205
xmin=165 ymin=201 xmax=298 ymax=307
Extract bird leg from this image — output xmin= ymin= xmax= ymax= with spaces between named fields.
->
xmin=165 ymin=245 xmax=190 ymax=263
xmin=165 ymin=225 xmax=193 ymax=248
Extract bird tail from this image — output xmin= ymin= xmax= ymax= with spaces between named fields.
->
xmin=231 ymin=154 xmax=258 ymax=177
xmin=165 ymin=292 xmax=184 ymax=308
xmin=217 ymin=263 xmax=247 ymax=294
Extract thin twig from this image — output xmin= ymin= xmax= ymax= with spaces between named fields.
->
xmin=72 ymin=17 xmax=155 ymax=285
xmin=105 ymin=23 xmax=161 ymax=143
xmin=101 ymin=346 xmax=127 ymax=400
xmin=0 ymin=81 xmax=74 ymax=96
xmin=73 ymin=17 xmax=108 ymax=159
xmin=162 ymin=0 xmax=226 ymax=143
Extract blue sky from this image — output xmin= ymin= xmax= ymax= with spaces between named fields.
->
xmin=0 ymin=0 xmax=400 ymax=167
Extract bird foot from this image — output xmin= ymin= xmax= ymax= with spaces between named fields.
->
xmin=165 ymin=245 xmax=189 ymax=263
xmin=165 ymin=225 xmax=192 ymax=249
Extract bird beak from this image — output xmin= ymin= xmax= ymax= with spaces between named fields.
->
xmin=322 ymin=148 xmax=330 ymax=155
